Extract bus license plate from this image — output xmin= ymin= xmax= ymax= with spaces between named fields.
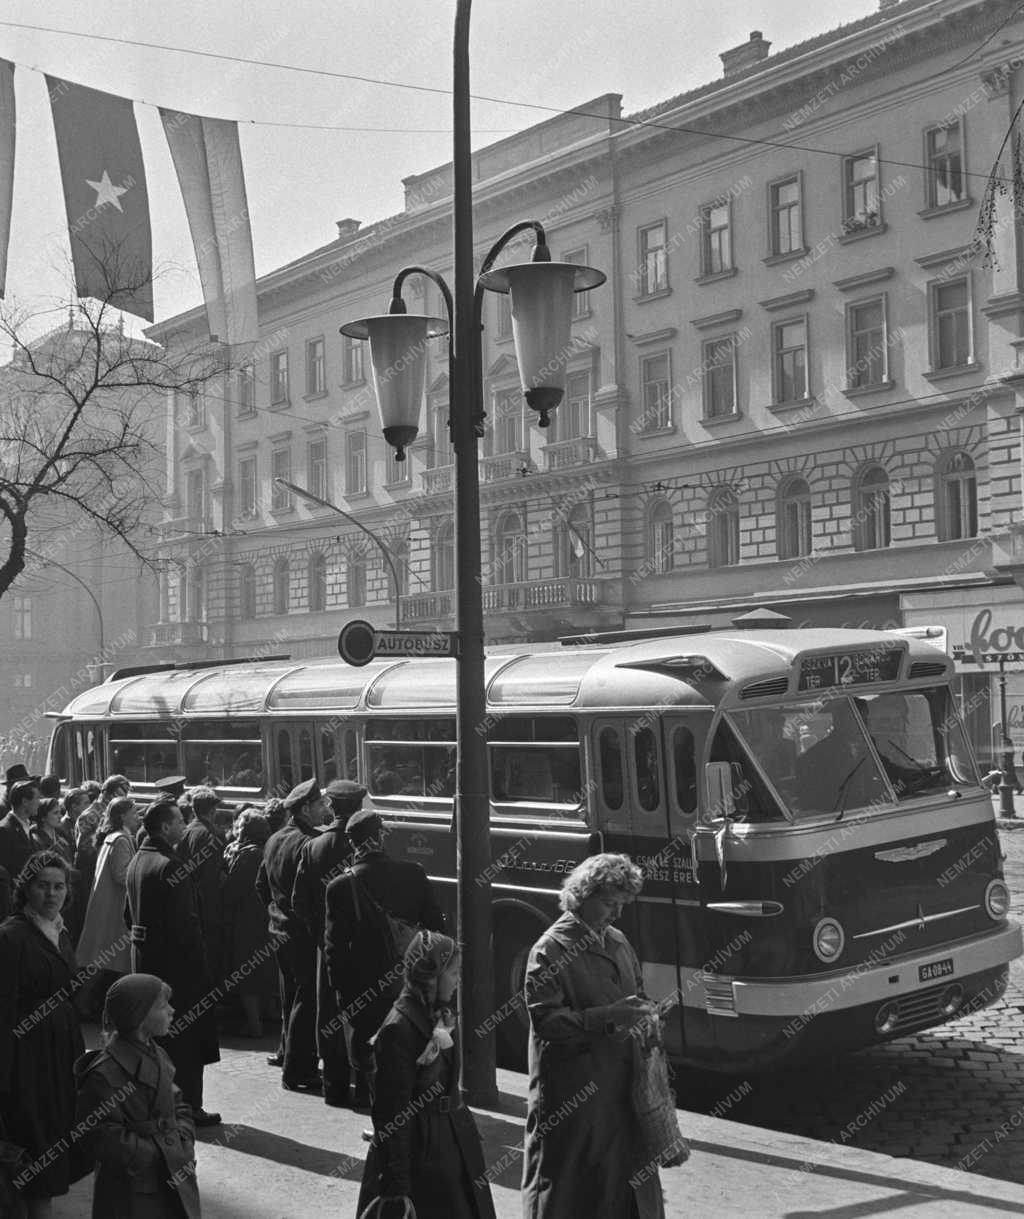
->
xmin=919 ymin=958 xmax=954 ymax=983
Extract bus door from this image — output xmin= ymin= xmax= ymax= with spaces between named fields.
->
xmin=270 ymin=722 xmax=317 ymax=799
xmin=317 ymin=723 xmax=360 ymax=786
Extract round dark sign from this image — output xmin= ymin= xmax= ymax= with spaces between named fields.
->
xmin=338 ymin=619 xmax=376 ymax=667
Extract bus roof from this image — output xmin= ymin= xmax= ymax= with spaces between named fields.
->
xmin=57 ymin=627 xmax=951 ymax=720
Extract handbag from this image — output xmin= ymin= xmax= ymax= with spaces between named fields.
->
xmin=631 ymin=1022 xmax=690 ymax=1173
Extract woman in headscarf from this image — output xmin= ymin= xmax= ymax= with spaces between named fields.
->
xmin=356 ymin=931 xmax=495 ymax=1219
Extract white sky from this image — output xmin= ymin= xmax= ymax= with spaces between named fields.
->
xmin=0 ymin=0 xmax=882 ymax=329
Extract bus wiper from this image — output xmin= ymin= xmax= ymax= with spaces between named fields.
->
xmin=834 ymin=757 xmax=866 ymax=822
xmin=878 ymin=738 xmax=929 ymax=775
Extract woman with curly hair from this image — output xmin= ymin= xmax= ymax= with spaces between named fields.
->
xmin=222 ymin=809 xmax=276 ymax=1038
xmin=522 ymin=853 xmax=664 ymax=1219
xmin=357 ymin=930 xmax=496 ymax=1219
xmin=0 ymin=850 xmax=86 ymax=1218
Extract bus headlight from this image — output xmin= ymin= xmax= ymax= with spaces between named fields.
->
xmin=812 ymin=918 xmax=845 ymax=963
xmin=985 ymin=880 xmax=1011 ymax=920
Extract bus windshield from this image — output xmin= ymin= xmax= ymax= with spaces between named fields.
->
xmin=729 ymin=686 xmax=979 ymax=819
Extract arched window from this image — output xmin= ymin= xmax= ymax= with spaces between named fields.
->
xmin=852 ymin=465 xmax=891 ymax=551
xmin=308 ymin=551 xmax=327 ymax=612
xmin=936 ymin=451 xmax=977 ymax=541
xmin=647 ymin=500 xmax=674 ymax=575
xmin=347 ymin=556 xmax=367 ymax=608
xmin=777 ymin=476 xmax=812 ymax=560
xmin=239 ymin=564 xmax=257 ymax=620
xmin=434 ymin=519 xmax=455 ymax=591
xmin=273 ymin=558 xmax=290 ymax=615
xmin=559 ymin=503 xmax=595 ymax=578
xmin=493 ymin=511 xmax=526 ymax=584
xmin=707 ymin=487 xmax=740 ymax=568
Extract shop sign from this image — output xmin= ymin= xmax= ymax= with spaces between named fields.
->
xmin=952 ymin=609 xmax=1024 ymax=666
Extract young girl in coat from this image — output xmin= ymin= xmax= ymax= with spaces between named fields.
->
xmin=357 ymin=931 xmax=495 ymax=1219
xmin=75 ymin=973 xmax=201 ymax=1219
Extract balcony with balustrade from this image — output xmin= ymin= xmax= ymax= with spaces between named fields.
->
xmin=543 ymin=436 xmax=600 ymax=471
xmin=422 ymin=464 xmax=454 ymax=496
xmin=147 ymin=620 xmax=209 ymax=647
xmin=480 ymin=450 xmax=530 ymax=483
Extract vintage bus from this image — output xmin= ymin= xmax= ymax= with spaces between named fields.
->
xmin=46 ymin=622 xmax=1021 ymax=1073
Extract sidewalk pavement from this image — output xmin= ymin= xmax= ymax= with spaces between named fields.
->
xmin=56 ymin=1050 xmax=1024 ymax=1218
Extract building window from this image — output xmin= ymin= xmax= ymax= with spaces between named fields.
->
xmin=842 ymin=149 xmax=880 ymax=233
xmin=13 ymin=674 xmax=32 ymax=688
xmin=557 ymin=371 xmax=591 ymax=441
xmin=238 ymin=457 xmax=258 ymax=519
xmin=777 ymin=476 xmax=813 ymax=559
xmin=307 ymin=438 xmax=328 ymax=501
xmin=343 ymin=334 xmax=364 ymax=384
xmin=639 ymin=351 xmax=672 ymax=432
xmin=638 ymin=221 xmax=669 ymax=297
xmin=563 ymin=247 xmax=591 ymax=317
xmin=273 ymin=558 xmax=290 ymax=614
xmin=936 ymin=451 xmax=978 ymax=541
xmin=270 ymin=351 xmax=289 ymax=404
xmin=702 ymin=335 xmax=737 ymax=419
xmin=769 ymin=176 xmax=802 ymax=256
xmin=306 ymin=337 xmax=326 ymax=396
xmin=486 ymin=389 xmax=523 ymax=456
xmin=386 ymin=447 xmax=410 ymax=485
xmin=496 ymin=292 xmax=513 ymax=338
xmin=180 ymin=388 xmax=203 ymax=429
xmin=708 ymin=487 xmax=741 ymax=568
xmin=852 ymin=465 xmax=891 ymax=551
xmin=493 ymin=510 xmax=526 ymax=584
xmin=772 ymin=318 xmax=808 ymax=404
xmin=347 ymin=556 xmax=366 ymax=608
xmin=271 ymin=449 xmax=292 ymax=510
xmin=647 ymin=500 xmax=675 ymax=575
xmin=237 ymin=365 xmax=255 ymax=416
xmin=700 ymin=200 xmax=732 ymax=275
xmin=13 ymin=595 xmax=31 ymax=640
xmin=186 ymin=565 xmax=206 ymax=622
xmin=847 ymin=297 xmax=887 ymax=388
xmin=427 ymin=405 xmax=453 ymax=469
xmin=925 ymin=121 xmax=965 ymax=209
xmin=239 ymin=564 xmax=257 ymax=620
xmin=185 ymin=468 xmax=205 ymax=522
xmin=308 ymin=551 xmax=327 ymax=612
xmin=345 ymin=431 xmax=367 ymax=494
xmin=558 ymin=503 xmax=594 ymax=579
xmin=434 ymin=519 xmax=455 ymax=591
xmin=930 ymin=277 xmax=972 ymax=369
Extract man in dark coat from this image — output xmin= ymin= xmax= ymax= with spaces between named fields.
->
xmin=325 ymin=809 xmax=445 ymax=1105
xmin=0 ymin=779 xmax=41 ymax=888
xmin=255 ymin=777 xmax=328 ymax=1091
xmin=124 ymin=800 xmax=222 ymax=1127
xmin=292 ymin=779 xmax=359 ymax=1107
xmin=178 ymin=786 xmax=225 ymax=983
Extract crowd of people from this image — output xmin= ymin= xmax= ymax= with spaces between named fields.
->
xmin=0 ymin=761 xmax=681 ymax=1219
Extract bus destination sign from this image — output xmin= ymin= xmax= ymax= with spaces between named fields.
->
xmin=338 ymin=619 xmax=460 ymax=667
xmin=798 ymin=649 xmax=901 ymax=691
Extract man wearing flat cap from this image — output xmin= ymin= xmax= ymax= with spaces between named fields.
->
xmin=291 ymin=779 xmax=363 ymax=1106
xmin=179 ymin=786 xmax=226 ymax=983
xmin=256 ymin=777 xmax=329 ymax=1091
xmin=325 ymin=803 xmax=445 ymax=1104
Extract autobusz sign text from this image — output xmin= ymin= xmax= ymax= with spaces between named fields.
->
xmin=338 ymin=619 xmax=460 ymax=667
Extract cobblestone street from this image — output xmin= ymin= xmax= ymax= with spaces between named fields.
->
xmin=683 ymin=810 xmax=1024 ymax=1184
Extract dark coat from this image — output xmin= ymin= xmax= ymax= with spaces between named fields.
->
xmin=357 ymin=993 xmax=495 ymax=1219
xmin=75 ymin=1034 xmax=200 ymax=1219
xmin=178 ymin=820 xmax=223 ymax=940
xmin=0 ymin=813 xmax=34 ymax=887
xmin=291 ymin=819 xmax=351 ymax=946
xmin=324 ymin=851 xmax=445 ymax=1011
xmin=255 ymin=819 xmax=317 ymax=945
xmin=220 ymin=845 xmax=277 ymax=1000
xmin=521 ymin=913 xmax=664 ymax=1219
xmin=124 ymin=838 xmax=219 ymax=1070
xmin=0 ymin=912 xmax=85 ymax=1199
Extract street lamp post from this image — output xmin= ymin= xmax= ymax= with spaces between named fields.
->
xmin=340 ymin=0 xmax=605 ymax=1106
xmin=997 ymin=656 xmax=1018 ymax=818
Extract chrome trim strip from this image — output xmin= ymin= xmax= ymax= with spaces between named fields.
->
xmin=638 ymin=895 xmax=701 ymax=908
xmin=874 ymin=839 xmax=947 ymax=862
xmin=851 ymin=905 xmax=980 ymax=939
xmin=706 ymin=901 xmax=784 ymax=917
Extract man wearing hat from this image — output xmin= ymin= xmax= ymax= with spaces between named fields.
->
xmin=179 ymin=786 xmax=226 ymax=981
xmin=0 ymin=778 xmax=41 ymax=904
xmin=325 ymin=805 xmax=445 ymax=1104
xmin=256 ymin=777 xmax=329 ymax=1091
xmin=292 ymin=779 xmax=361 ymax=1106
xmin=125 ymin=800 xmax=222 ymax=1127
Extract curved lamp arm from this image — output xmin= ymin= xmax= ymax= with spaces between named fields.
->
xmin=390 ymin=266 xmax=454 ymax=329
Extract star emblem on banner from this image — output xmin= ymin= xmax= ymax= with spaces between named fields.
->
xmin=85 ymin=170 xmax=129 ymax=212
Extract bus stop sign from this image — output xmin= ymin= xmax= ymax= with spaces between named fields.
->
xmin=337 ymin=619 xmax=460 ymax=666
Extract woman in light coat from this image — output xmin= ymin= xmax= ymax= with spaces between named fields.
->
xmin=76 ymin=798 xmax=139 ymax=987
xmin=521 ymin=853 xmax=664 ymax=1219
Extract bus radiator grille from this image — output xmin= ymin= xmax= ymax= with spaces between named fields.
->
xmin=881 ymin=983 xmax=955 ymax=1033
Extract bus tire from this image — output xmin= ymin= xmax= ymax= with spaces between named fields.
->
xmin=494 ymin=912 xmax=545 ymax=1072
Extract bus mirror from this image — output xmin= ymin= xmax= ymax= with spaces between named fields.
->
xmin=705 ymin=762 xmax=735 ymax=822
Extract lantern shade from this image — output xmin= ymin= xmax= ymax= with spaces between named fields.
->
xmin=479 ymin=260 xmax=606 ymax=427
xmin=340 ymin=313 xmax=448 ymax=459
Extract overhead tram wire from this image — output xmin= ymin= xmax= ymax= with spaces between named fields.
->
xmin=0 ymin=18 xmax=1020 ymax=187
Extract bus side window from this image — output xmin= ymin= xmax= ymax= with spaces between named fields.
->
xmin=598 ymin=725 xmax=624 ymax=812
xmin=632 ymin=725 xmax=661 ymax=814
xmin=669 ymin=724 xmax=697 ymax=817
xmin=277 ymin=728 xmax=294 ymax=796
xmin=299 ymin=728 xmax=315 ymax=781
xmin=343 ymin=729 xmax=359 ymax=781
xmin=321 ymin=729 xmax=339 ymax=785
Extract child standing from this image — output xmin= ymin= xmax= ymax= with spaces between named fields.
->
xmin=75 ymin=973 xmax=201 ymax=1219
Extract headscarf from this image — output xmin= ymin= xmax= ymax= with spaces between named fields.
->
xmin=103 ymin=973 xmax=165 ymax=1035
xmin=402 ymin=930 xmax=459 ymax=1067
